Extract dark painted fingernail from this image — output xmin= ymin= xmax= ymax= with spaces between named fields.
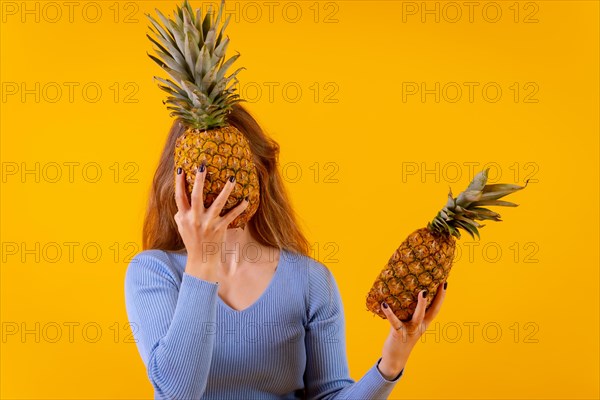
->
xmin=382 ymin=302 xmax=388 ymax=309
xmin=244 ymin=196 xmax=249 ymax=202
xmin=199 ymin=162 xmax=205 ymax=172
xmin=422 ymin=290 xmax=428 ymax=298
xmin=444 ymin=282 xmax=448 ymax=290
xmin=177 ymin=167 xmax=182 ymax=175
xmin=229 ymin=176 xmax=235 ymax=182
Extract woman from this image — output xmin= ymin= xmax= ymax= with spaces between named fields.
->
xmin=124 ymin=104 xmax=447 ymax=399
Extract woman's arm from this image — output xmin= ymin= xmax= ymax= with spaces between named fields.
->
xmin=303 ymin=262 xmax=403 ymax=400
xmin=124 ymin=250 xmax=219 ymax=399
xmin=378 ymin=281 xmax=447 ymax=379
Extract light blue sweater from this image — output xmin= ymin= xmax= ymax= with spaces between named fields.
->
xmin=124 ymin=248 xmax=404 ymax=399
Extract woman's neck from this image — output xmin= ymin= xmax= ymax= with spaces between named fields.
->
xmin=219 ymin=226 xmax=276 ymax=273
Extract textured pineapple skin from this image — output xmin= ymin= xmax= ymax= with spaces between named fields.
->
xmin=174 ymin=125 xmax=260 ymax=229
xmin=366 ymin=227 xmax=456 ymax=321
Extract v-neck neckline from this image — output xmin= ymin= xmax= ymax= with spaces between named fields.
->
xmin=216 ymin=248 xmax=285 ymax=314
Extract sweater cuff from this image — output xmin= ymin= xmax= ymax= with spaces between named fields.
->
xmin=375 ymin=356 xmax=404 ymax=382
xmin=182 ymin=271 xmax=220 ymax=288
xmin=352 ymin=357 xmax=403 ymax=399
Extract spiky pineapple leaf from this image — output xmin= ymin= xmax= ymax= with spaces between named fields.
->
xmin=429 ymin=168 xmax=528 ymax=240
xmin=153 ymin=76 xmax=186 ymax=96
xmin=146 ymin=14 xmax=176 ymax=45
xmin=466 ymin=168 xmax=489 ymax=191
xmin=147 ymin=0 xmax=242 ymax=129
xmin=471 ymin=200 xmax=518 ymax=207
xmin=454 ymin=219 xmax=480 ymax=239
xmin=453 ymin=214 xmax=483 ymax=229
xmin=182 ymin=8 xmax=200 ymax=46
xmin=184 ymin=31 xmax=200 ymax=78
xmin=217 ymin=53 xmax=241 ymax=81
xmin=195 ymin=9 xmax=204 ymax=41
xmin=156 ymin=9 xmax=184 ymax=51
xmin=146 ymin=33 xmax=170 ymax=55
xmin=201 ymin=4 xmax=213 ymax=37
xmin=147 ymin=29 xmax=187 ymax=67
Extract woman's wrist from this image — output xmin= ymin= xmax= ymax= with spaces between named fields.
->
xmin=185 ymin=258 xmax=219 ymax=283
xmin=377 ymin=356 xmax=405 ymax=380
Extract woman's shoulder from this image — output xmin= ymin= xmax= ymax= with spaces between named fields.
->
xmin=128 ymin=248 xmax=176 ymax=267
xmin=280 ymin=249 xmax=335 ymax=282
xmin=125 ymin=249 xmax=184 ymax=288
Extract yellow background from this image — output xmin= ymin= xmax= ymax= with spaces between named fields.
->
xmin=1 ymin=0 xmax=598 ymax=398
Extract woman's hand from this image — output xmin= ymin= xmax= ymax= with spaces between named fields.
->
xmin=174 ymin=162 xmax=249 ymax=282
xmin=377 ymin=281 xmax=448 ymax=380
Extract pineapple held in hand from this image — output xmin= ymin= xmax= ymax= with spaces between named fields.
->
xmin=366 ymin=169 xmax=529 ymax=321
xmin=146 ymin=0 xmax=259 ymax=228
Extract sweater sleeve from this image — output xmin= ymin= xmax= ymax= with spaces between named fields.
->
xmin=124 ymin=250 xmax=220 ymax=399
xmin=304 ymin=262 xmax=404 ymax=400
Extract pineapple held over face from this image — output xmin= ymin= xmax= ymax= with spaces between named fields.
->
xmin=146 ymin=0 xmax=259 ymax=228
xmin=366 ymin=169 xmax=530 ymax=321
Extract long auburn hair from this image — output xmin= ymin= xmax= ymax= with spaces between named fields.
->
xmin=142 ymin=103 xmax=311 ymax=257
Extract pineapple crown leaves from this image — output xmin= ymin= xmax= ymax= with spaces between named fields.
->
xmin=145 ymin=0 xmax=246 ymax=130
xmin=428 ymin=168 xmax=531 ymax=240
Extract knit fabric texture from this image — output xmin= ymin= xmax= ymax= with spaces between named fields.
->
xmin=124 ymin=248 xmax=403 ymax=399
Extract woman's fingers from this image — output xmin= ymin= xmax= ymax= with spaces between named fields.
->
xmin=219 ymin=197 xmax=250 ymax=228
xmin=409 ymin=290 xmax=428 ymax=331
xmin=380 ymin=302 xmax=405 ymax=332
xmin=190 ymin=161 xmax=207 ymax=212
xmin=175 ymin=166 xmax=190 ymax=211
xmin=423 ymin=281 xmax=447 ymax=327
xmin=207 ymin=175 xmax=237 ymax=218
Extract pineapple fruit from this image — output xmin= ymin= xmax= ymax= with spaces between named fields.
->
xmin=146 ymin=0 xmax=259 ymax=228
xmin=366 ymin=168 xmax=529 ymax=321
